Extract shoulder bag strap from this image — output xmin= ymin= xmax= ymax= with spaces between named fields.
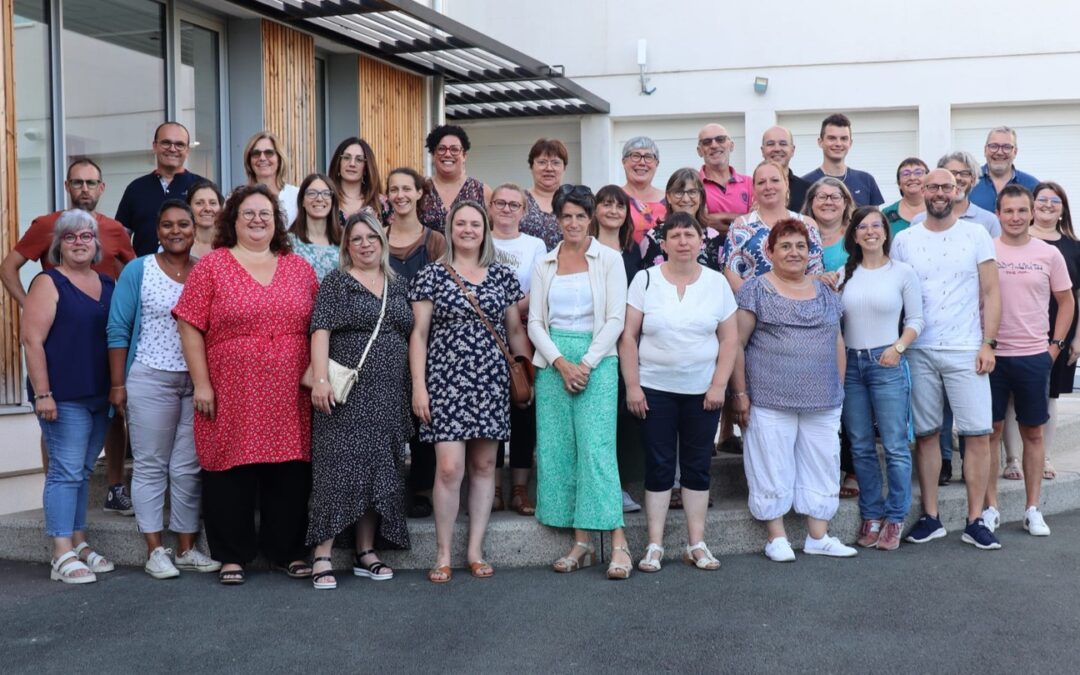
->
xmin=441 ymin=262 xmax=515 ymax=365
xmin=354 ymin=277 xmax=389 ymax=372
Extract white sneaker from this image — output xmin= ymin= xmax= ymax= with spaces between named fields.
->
xmin=981 ymin=506 xmax=1001 ymax=533
xmin=1024 ymin=507 xmax=1050 ymax=536
xmin=144 ymin=547 xmax=180 ymax=579
xmin=174 ymin=547 xmax=223 ymax=572
xmin=803 ymin=534 xmax=858 ymax=558
xmin=621 ymin=491 xmax=641 ymax=513
xmin=764 ymin=537 xmax=796 ymax=562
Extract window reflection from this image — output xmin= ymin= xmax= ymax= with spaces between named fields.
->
xmin=180 ymin=21 xmax=221 ymax=183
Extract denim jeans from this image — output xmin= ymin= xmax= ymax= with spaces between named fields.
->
xmin=841 ymin=347 xmax=912 ymax=523
xmin=39 ymin=396 xmax=110 ymax=537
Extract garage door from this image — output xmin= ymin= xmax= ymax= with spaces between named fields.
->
xmin=458 ymin=119 xmax=582 ymax=190
xmin=779 ymin=109 xmax=919 ymax=206
xmin=612 ymin=116 xmax=745 ymax=188
xmin=952 ymin=105 xmax=1080 ymax=204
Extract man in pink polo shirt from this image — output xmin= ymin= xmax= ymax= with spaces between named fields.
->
xmin=697 ymin=123 xmax=753 ymax=238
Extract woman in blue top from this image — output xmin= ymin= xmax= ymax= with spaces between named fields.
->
xmin=108 ymin=199 xmax=221 ymax=580
xmin=288 ymin=173 xmax=343 ymax=282
xmin=802 ymin=176 xmax=854 ymax=274
xmin=22 ymin=210 xmax=117 ymax=583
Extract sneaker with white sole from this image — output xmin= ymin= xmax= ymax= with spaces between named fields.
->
xmin=803 ymin=534 xmax=858 ymax=558
xmin=981 ymin=505 xmax=1001 ymax=533
xmin=144 ymin=547 xmax=180 ymax=579
xmin=764 ymin=537 xmax=796 ymax=562
xmin=961 ymin=518 xmax=1001 ymax=550
xmin=1024 ymin=507 xmax=1050 ymax=536
xmin=174 ymin=547 xmax=223 ymax=572
xmin=621 ymin=491 xmax=641 ymax=513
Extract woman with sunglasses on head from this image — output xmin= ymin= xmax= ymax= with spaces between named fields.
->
xmin=640 ymin=168 xmax=724 ymax=272
xmin=530 ymin=184 xmax=632 ymax=580
xmin=187 ymin=180 xmax=223 ymax=260
xmin=1027 ymin=181 xmax=1080 ymax=480
xmin=23 ymin=211 xmax=117 ymax=583
xmin=243 ymin=130 xmax=300 ymax=227
xmin=620 ymin=136 xmax=667 ymax=245
xmin=418 ymin=125 xmax=491 ymax=233
xmin=289 ymin=173 xmax=343 ymax=282
xmin=327 ymin=137 xmax=387 ymax=224
xmin=839 ymin=206 xmax=924 ymax=551
xmin=881 ymin=158 xmax=928 ymax=237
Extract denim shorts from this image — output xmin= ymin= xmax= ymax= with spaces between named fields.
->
xmin=989 ymin=352 xmax=1052 ymax=426
xmin=906 ymin=348 xmax=992 ymax=437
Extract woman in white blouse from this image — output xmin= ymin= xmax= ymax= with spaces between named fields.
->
xmin=243 ymin=131 xmax=300 ymax=227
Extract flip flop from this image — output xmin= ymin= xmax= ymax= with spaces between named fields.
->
xmin=219 ymin=567 xmax=245 ymax=585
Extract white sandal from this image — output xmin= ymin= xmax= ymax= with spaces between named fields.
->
xmin=606 ymin=545 xmax=633 ymax=580
xmin=74 ymin=542 xmax=115 ymax=574
xmin=683 ymin=541 xmax=721 ymax=570
xmin=553 ymin=541 xmax=594 ymax=573
xmin=637 ymin=543 xmax=664 ymax=572
xmin=51 ymin=550 xmax=97 ymax=584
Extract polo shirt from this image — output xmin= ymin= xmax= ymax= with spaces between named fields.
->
xmin=802 ymin=166 xmax=884 ymax=207
xmin=13 ymin=211 xmax=135 ymax=280
xmin=969 ymin=164 xmax=1039 ymax=213
xmin=115 ymin=169 xmax=204 ymax=256
xmin=911 ymin=202 xmax=1001 ymax=238
xmin=787 ymin=169 xmax=810 ymax=212
xmin=700 ymin=165 xmax=753 ymax=215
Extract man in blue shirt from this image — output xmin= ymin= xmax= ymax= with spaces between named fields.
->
xmin=968 ymin=126 xmax=1039 ymax=212
xmin=115 ymin=122 xmax=204 ymax=255
xmin=802 ymin=113 xmax=884 ymax=207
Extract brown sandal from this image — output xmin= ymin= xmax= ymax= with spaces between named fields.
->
xmin=492 ymin=486 xmax=505 ymax=511
xmin=511 ymin=485 xmax=536 ymax=516
xmin=469 ymin=560 xmax=494 ymax=578
xmin=428 ymin=565 xmax=452 ymax=584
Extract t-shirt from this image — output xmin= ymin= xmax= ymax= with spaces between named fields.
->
xmin=700 ymin=166 xmax=753 ymax=216
xmin=627 ymin=265 xmax=737 ymax=394
xmin=492 ymin=232 xmax=546 ymax=295
xmin=802 ymin=167 xmax=884 ymax=207
xmin=911 ymin=202 xmax=1001 ymax=238
xmin=841 ymin=260 xmax=924 ymax=350
xmin=822 ymin=238 xmax=848 ymax=272
xmin=881 ymin=201 xmax=921 ymax=237
xmin=14 ymin=211 xmax=136 ymax=280
xmin=891 ymin=221 xmax=996 ymax=350
xmin=994 ymin=237 xmax=1071 ymax=357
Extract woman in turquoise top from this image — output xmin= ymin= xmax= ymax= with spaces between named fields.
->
xmin=802 ymin=176 xmax=854 ymax=273
xmin=881 ymin=157 xmax=928 ymax=237
xmin=288 ymin=173 xmax=343 ymax=282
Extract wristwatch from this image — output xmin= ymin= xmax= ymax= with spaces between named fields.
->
xmin=983 ymin=338 xmax=998 ymax=349
xmin=892 ymin=343 xmax=906 ymax=354
xmin=1051 ymin=338 xmax=1068 ymax=350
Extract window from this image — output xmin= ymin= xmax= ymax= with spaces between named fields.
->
xmin=13 ymin=0 xmax=52 ymax=236
xmin=179 ymin=20 xmax=221 ymax=182
xmin=315 ymin=55 xmax=327 ymax=173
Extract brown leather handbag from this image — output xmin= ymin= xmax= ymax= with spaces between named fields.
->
xmin=442 ymin=263 xmax=535 ymax=405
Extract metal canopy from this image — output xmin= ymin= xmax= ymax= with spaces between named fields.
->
xmin=228 ymin=0 xmax=610 ymax=120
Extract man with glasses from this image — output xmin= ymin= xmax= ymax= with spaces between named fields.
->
xmin=802 ymin=113 xmax=884 ymax=207
xmin=969 ymin=126 xmax=1039 ymax=213
xmin=696 ymin=124 xmax=752 ymax=236
xmin=760 ymin=125 xmax=810 ymax=211
xmin=913 ymin=151 xmax=1001 ymax=237
xmin=116 ymin=122 xmax=204 ymax=255
xmin=0 ymin=156 xmax=136 ymax=515
xmin=891 ymin=168 xmax=1003 ymax=550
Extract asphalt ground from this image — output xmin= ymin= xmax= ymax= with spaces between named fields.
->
xmin=3 ymin=510 xmax=1080 ymax=674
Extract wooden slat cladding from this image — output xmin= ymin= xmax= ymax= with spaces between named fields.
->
xmin=261 ymin=21 xmax=315 ymax=185
xmin=0 ymin=0 xmax=22 ymax=405
xmin=359 ymin=56 xmax=425 ymax=174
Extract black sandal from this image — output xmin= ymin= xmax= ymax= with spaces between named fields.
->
xmin=311 ymin=556 xmax=336 ymax=590
xmin=353 ymin=549 xmax=394 ymax=581
xmin=276 ymin=560 xmax=313 ymax=578
xmin=218 ymin=567 xmax=245 ymax=585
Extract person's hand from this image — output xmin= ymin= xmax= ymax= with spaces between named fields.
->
xmin=878 ymin=346 xmax=901 ymax=368
xmin=311 ymin=380 xmax=335 ymax=415
xmin=412 ymin=386 xmax=431 ymax=425
xmin=109 ymin=386 xmax=127 ymax=415
xmin=1049 ymin=345 xmax=1062 ymax=367
xmin=1070 ymin=338 xmax=1080 ymax=366
xmin=194 ymin=383 xmax=216 ymax=421
xmin=975 ymin=344 xmax=996 ymax=375
xmin=733 ymin=393 xmax=750 ymax=428
xmin=703 ymin=384 xmax=725 ymax=411
xmin=555 ymin=359 xmax=590 ymax=395
xmin=34 ymin=396 xmax=57 ymax=422
xmin=626 ymin=386 xmax=649 ymax=419
xmin=820 ymin=271 xmax=841 ymax=291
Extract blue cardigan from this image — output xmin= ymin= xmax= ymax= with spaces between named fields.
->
xmin=106 ymin=255 xmax=149 ymax=378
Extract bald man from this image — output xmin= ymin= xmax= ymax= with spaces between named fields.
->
xmin=761 ymin=125 xmax=811 ymax=211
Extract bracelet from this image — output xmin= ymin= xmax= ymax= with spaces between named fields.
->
xmin=34 ymin=391 xmax=53 ymax=400
xmin=732 ymin=392 xmax=748 ymax=398
xmin=317 ymin=378 xmax=327 ymax=384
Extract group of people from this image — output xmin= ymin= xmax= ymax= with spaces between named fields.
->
xmin=5 ymin=112 xmax=1076 ymax=587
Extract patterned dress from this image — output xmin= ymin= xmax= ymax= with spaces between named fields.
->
xmin=288 ymin=233 xmax=339 ymax=282
xmin=408 ymin=262 xmax=523 ymax=442
xmin=723 ymin=210 xmax=825 ymax=280
xmin=520 ymin=190 xmax=562 ymax=251
xmin=172 ymin=248 xmax=318 ymax=471
xmin=306 ymin=270 xmax=414 ymax=548
xmin=418 ymin=176 xmax=485 ymax=233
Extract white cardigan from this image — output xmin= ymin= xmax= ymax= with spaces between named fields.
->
xmin=528 ymin=238 xmax=627 ymax=369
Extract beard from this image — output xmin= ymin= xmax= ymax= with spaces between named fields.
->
xmin=926 ymin=197 xmax=953 ymax=219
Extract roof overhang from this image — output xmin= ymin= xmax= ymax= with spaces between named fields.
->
xmin=227 ymin=0 xmax=610 ymax=121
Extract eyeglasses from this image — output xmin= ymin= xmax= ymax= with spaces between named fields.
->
xmin=305 ymin=189 xmax=333 ymax=201
xmin=625 ymin=152 xmax=657 ymax=164
xmin=492 ymin=199 xmax=523 ymax=212
xmin=67 ymin=179 xmax=101 ymax=190
xmin=156 ymin=140 xmax=188 ymax=150
xmin=986 ymin=143 xmax=1015 ymax=153
xmin=239 ymin=209 xmax=274 ymax=222
xmin=61 ymin=231 xmax=96 ymax=244
xmin=924 ymin=183 xmax=957 ymax=194
xmin=533 ymin=159 xmax=564 ymax=170
xmin=899 ymin=168 xmax=927 ymax=178
xmin=671 ymin=189 xmax=700 ymax=200
xmin=814 ymin=192 xmax=845 ymax=203
xmin=249 ymin=148 xmax=277 ymax=159
xmin=1036 ymin=196 xmax=1063 ymax=206
xmin=698 ymin=135 xmax=729 ymax=147
xmin=340 ymin=154 xmax=366 ymax=165
xmin=434 ymin=145 xmax=463 ymax=157
xmin=949 ymin=169 xmax=974 ymax=179
xmin=349 ymin=234 xmax=381 ymax=246
xmin=856 ymin=220 xmax=885 ymax=231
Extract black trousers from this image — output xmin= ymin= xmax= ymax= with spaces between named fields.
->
xmin=202 ymin=460 xmax=311 ymax=566
xmin=407 ymin=437 xmax=436 ymax=493
xmin=496 ymin=401 xmax=536 ymax=470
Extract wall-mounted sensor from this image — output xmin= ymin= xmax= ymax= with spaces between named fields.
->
xmin=638 ymin=38 xmax=656 ymax=96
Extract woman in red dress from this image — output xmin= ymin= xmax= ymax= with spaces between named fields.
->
xmin=174 ymin=184 xmax=318 ymax=585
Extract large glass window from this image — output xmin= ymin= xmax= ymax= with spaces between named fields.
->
xmin=315 ymin=55 xmax=327 ymax=173
xmin=13 ymin=0 xmax=52 ymax=235
xmin=179 ymin=20 xmax=221 ymax=182
xmin=62 ymin=0 xmax=166 ymax=217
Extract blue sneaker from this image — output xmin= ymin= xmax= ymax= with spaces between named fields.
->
xmin=905 ymin=514 xmax=947 ymax=543
xmin=961 ymin=518 xmax=1001 ymax=550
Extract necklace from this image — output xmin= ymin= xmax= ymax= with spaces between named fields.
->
xmin=157 ymin=254 xmax=187 ymax=278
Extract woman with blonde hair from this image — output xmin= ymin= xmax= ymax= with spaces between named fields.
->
xmin=243 ymin=130 xmax=300 ymax=226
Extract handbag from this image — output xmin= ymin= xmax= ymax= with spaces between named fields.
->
xmin=326 ymin=276 xmax=389 ymax=405
xmin=441 ymin=263 xmax=535 ymax=405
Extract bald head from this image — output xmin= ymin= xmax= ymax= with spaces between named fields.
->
xmin=761 ymin=126 xmax=795 ymax=168
xmin=697 ymin=123 xmax=734 ymax=169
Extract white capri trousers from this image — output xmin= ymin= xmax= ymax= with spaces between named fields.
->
xmin=126 ymin=361 xmax=201 ymax=534
xmin=743 ymin=405 xmax=842 ymax=522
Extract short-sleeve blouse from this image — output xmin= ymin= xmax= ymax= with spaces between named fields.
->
xmin=418 ymin=176 xmax=485 ymax=233
xmin=723 ymin=210 xmax=825 ymax=280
